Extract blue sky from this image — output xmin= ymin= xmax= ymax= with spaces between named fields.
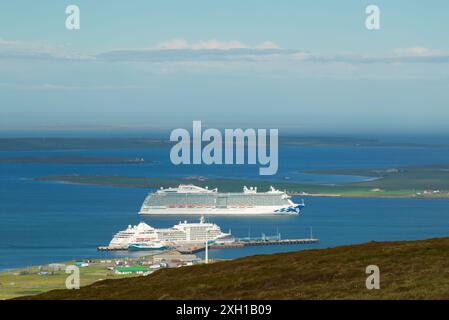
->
xmin=1 ymin=1 xmax=448 ymax=135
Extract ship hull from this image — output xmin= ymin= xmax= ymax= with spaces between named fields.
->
xmin=128 ymin=244 xmax=167 ymax=251
xmin=139 ymin=205 xmax=303 ymax=215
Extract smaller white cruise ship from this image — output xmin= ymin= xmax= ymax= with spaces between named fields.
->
xmin=108 ymin=216 xmax=234 ymax=249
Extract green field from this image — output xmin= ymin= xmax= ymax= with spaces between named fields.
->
xmin=36 ymin=163 xmax=449 ymax=198
xmin=15 ymin=237 xmax=449 ymax=300
xmin=0 ymin=263 xmax=137 ymax=300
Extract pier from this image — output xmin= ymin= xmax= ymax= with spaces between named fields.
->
xmin=97 ymin=245 xmax=128 ymax=251
xmin=98 ymin=238 xmax=319 ymax=252
xmin=213 ymin=238 xmax=319 ymax=249
xmin=98 ymin=236 xmax=320 ymax=253
xmin=177 ymin=237 xmax=320 ymax=254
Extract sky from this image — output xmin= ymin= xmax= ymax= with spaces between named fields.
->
xmin=0 ymin=0 xmax=448 ymax=135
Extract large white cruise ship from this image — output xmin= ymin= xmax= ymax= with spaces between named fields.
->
xmin=108 ymin=216 xmax=233 ymax=249
xmin=139 ymin=184 xmax=304 ymax=215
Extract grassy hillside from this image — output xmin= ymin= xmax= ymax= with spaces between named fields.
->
xmin=17 ymin=237 xmax=449 ymax=300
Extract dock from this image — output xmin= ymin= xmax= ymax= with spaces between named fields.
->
xmin=97 ymin=245 xmax=128 ymax=251
xmin=287 ymin=192 xmax=341 ymax=197
xmin=214 ymin=238 xmax=319 ymax=248
xmin=177 ymin=245 xmax=207 ymax=254
xmin=98 ymin=238 xmax=319 ymax=253
xmin=174 ymin=238 xmax=319 ymax=254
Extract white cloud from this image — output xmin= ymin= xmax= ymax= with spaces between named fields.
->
xmin=0 ymin=38 xmax=21 ymax=46
xmin=152 ymin=38 xmax=278 ymax=50
xmin=153 ymin=38 xmax=190 ymax=50
xmin=255 ymin=41 xmax=280 ymax=50
xmin=0 ymin=82 xmax=148 ymax=91
xmin=96 ymin=39 xmax=283 ymax=62
xmin=190 ymin=39 xmax=248 ymax=50
xmin=0 ymin=37 xmax=92 ymax=61
xmin=290 ymin=47 xmax=449 ymax=64
xmin=392 ymin=47 xmax=445 ymax=57
xmin=0 ymin=38 xmax=448 ymax=65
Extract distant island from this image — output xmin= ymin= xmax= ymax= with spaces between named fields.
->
xmin=0 ymin=156 xmax=150 ymax=165
xmin=1 ymin=137 xmax=447 ymax=151
xmin=14 ymin=236 xmax=449 ymax=300
xmin=0 ymin=138 xmax=168 ymax=151
xmin=36 ymin=164 xmax=449 ymax=198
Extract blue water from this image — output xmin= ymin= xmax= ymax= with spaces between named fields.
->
xmin=1 ymin=145 xmax=449 ymax=270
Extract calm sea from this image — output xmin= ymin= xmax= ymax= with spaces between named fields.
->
xmin=1 ymin=145 xmax=449 ymax=270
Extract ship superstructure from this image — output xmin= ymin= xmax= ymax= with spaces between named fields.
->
xmin=139 ymin=184 xmax=304 ymax=215
xmin=108 ymin=216 xmax=233 ymax=249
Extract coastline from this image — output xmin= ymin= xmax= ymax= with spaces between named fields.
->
xmin=34 ymin=174 xmax=449 ymax=199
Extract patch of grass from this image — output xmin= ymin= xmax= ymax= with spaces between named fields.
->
xmin=0 ymin=264 xmax=136 ymax=300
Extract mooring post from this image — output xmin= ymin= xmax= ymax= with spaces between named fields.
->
xmin=205 ymin=240 xmax=209 ymax=264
